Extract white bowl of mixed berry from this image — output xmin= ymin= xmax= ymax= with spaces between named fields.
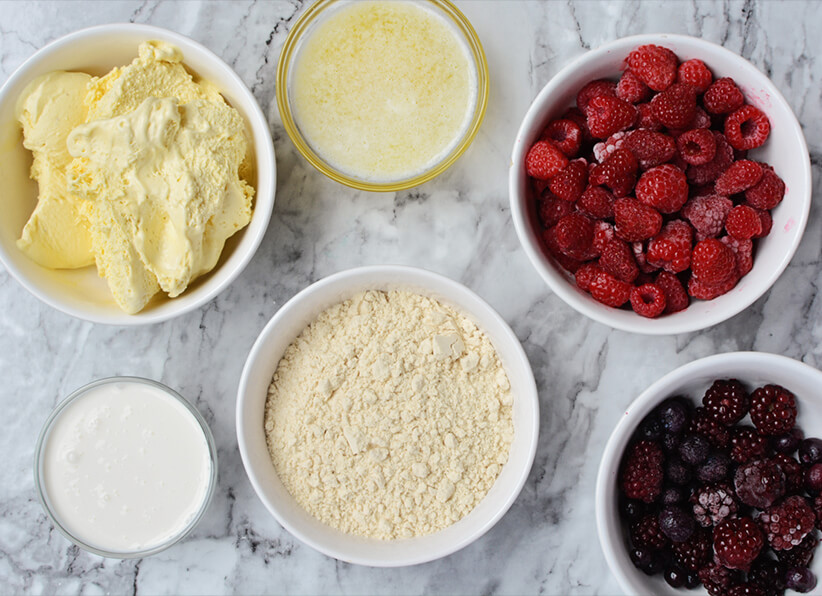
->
xmin=596 ymin=352 xmax=822 ymax=595
xmin=509 ymin=34 xmax=811 ymax=334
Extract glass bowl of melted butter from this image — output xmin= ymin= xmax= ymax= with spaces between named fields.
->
xmin=277 ymin=0 xmax=489 ymax=191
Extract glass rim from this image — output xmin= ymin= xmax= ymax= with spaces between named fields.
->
xmin=276 ymin=0 xmax=490 ymax=192
xmin=33 ymin=376 xmax=219 ymax=559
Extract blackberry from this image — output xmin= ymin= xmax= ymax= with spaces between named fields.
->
xmin=691 ymin=482 xmax=738 ymax=527
xmin=631 ymin=513 xmax=670 ymax=549
xmin=799 ymin=438 xmax=822 ymax=465
xmin=697 ymin=451 xmax=732 ymax=483
xmin=748 ymin=558 xmax=786 ymax=596
xmin=690 ymin=406 xmax=731 ymax=448
xmin=734 ymin=459 xmax=786 ymax=509
xmin=620 ymin=440 xmax=664 ymax=503
xmin=727 ymin=584 xmax=765 ymax=596
xmin=656 ymin=396 xmax=691 ymax=434
xmin=730 ymin=426 xmax=770 ymax=463
xmin=703 ymin=378 xmax=749 ymax=425
xmin=699 ymin=562 xmax=743 ymax=596
xmin=772 ymin=428 xmax=803 ymax=454
xmin=784 ymin=567 xmax=817 ymax=593
xmin=662 ymin=431 xmax=682 ymax=453
xmin=714 ymin=517 xmax=765 ymax=570
xmin=775 ymin=531 xmax=818 ymax=568
xmin=659 ymin=505 xmax=695 ymax=543
xmin=672 ymin=528 xmax=712 ymax=571
xmin=679 ymin=433 xmax=711 ymax=465
xmin=772 ymin=453 xmax=804 ymax=494
xmin=759 ymin=496 xmax=815 ymax=551
xmin=750 ymin=385 xmax=797 ymax=436
xmin=814 ymin=494 xmax=822 ymax=531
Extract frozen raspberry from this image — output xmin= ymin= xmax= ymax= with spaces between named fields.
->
xmin=577 ymin=185 xmax=615 ymax=219
xmin=726 ymin=205 xmax=764 ymax=240
xmin=599 ymin=238 xmax=639 ymax=283
xmin=745 ymin=165 xmax=785 ymax=210
xmin=538 ymin=194 xmax=575 ymax=228
xmin=555 ymin=212 xmax=595 ymax=256
xmin=734 ymin=459 xmax=786 ymax=509
xmin=636 ymin=102 xmax=662 ymax=130
xmin=622 ymin=129 xmax=677 ymax=170
xmin=688 ymin=272 xmax=739 ymax=301
xmin=659 ymin=504 xmax=695 ymax=543
xmin=628 ymin=44 xmax=678 ymax=91
xmin=562 ymin=106 xmax=593 ymax=142
xmin=759 ymin=496 xmax=816 ymax=551
xmin=677 ymin=128 xmax=716 ymax=165
xmin=720 ymin=236 xmax=754 ymax=277
xmin=691 ymin=483 xmax=738 ymax=527
xmin=590 ymin=270 xmax=633 ymax=307
xmin=576 ymin=79 xmax=617 ymax=115
xmin=691 ymin=238 xmax=736 ymax=285
xmin=690 ymin=406 xmax=731 ymax=448
xmin=677 ymin=58 xmax=713 ymax=93
xmin=616 ymin=69 xmax=651 ymax=103
xmin=631 ymin=513 xmax=670 ymax=549
xmin=655 ymin=271 xmax=689 ymax=314
xmin=748 ymin=558 xmax=787 ymax=596
xmin=773 ymin=453 xmax=804 ymax=494
xmin=715 ymin=160 xmax=764 ymax=195
xmin=687 ymin=131 xmax=734 ymax=184
xmin=651 ymin=83 xmax=698 ymax=129
xmin=672 ymin=528 xmax=712 ymax=570
xmin=699 ymin=562 xmax=743 ymax=596
xmin=590 ymin=147 xmax=639 ymax=197
xmin=592 ymin=130 xmax=629 ymax=162
xmin=586 ymin=95 xmax=638 ymax=139
xmin=636 ymin=164 xmax=689 ymax=213
xmin=592 ymin=221 xmax=616 ymax=252
xmin=632 ymin=241 xmax=659 ymax=274
xmin=613 ymin=198 xmax=663 ymax=243
xmin=541 ymin=118 xmax=583 ymax=157
xmin=647 ymin=220 xmax=693 ymax=273
xmin=730 ymin=426 xmax=770 ymax=463
xmin=703 ymin=77 xmax=745 ymax=114
xmin=574 ymin=263 xmax=603 ymax=292
xmin=756 ymin=209 xmax=773 ymax=238
xmin=725 ymin=105 xmax=770 ymax=150
xmin=630 ymin=283 xmax=666 ymax=318
xmin=776 ymin=531 xmax=818 ymax=567
xmin=549 ymin=159 xmax=588 ymax=202
xmin=714 ymin=517 xmax=765 ymax=571
xmin=681 ymin=194 xmax=733 ymax=241
xmin=526 ymin=140 xmax=569 ymax=180
xmin=750 ymin=384 xmax=797 ymax=436
xmin=702 ymin=379 xmax=749 ymax=425
xmin=784 ymin=566 xmax=818 ymax=594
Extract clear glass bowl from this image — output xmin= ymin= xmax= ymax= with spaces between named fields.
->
xmin=34 ymin=377 xmax=218 ymax=559
xmin=276 ymin=0 xmax=489 ymax=192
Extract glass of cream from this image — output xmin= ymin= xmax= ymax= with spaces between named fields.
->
xmin=34 ymin=377 xmax=217 ymax=558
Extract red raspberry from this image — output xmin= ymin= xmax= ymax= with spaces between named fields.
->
xmin=721 ymin=236 xmax=754 ymax=276
xmin=688 ymin=272 xmax=739 ymax=300
xmin=598 ymin=238 xmax=639 ymax=283
xmin=526 ymin=140 xmax=569 ymax=180
xmin=726 ymin=205 xmax=763 ymax=240
xmin=549 ymin=159 xmax=588 ymax=202
xmin=703 ymin=77 xmax=745 ymax=114
xmin=691 ymin=238 xmax=736 ymax=285
xmin=613 ymin=198 xmax=663 ymax=242
xmin=627 ymin=44 xmax=678 ymax=91
xmin=592 ymin=131 xmax=628 ymax=163
xmin=750 ymin=384 xmax=797 ymax=436
xmin=672 ymin=528 xmax=713 ymax=571
xmin=677 ymin=128 xmax=716 ymax=166
xmin=650 ymin=83 xmax=697 ymax=129
xmin=655 ymin=271 xmax=689 ymax=313
xmin=630 ymin=513 xmax=670 ymax=549
xmin=555 ymin=212 xmax=594 ymax=255
xmin=577 ymin=185 xmax=615 ymax=219
xmin=756 ymin=210 xmax=773 ymax=238
xmin=586 ymin=95 xmax=638 ymax=139
xmin=623 ymin=129 xmax=677 ymax=170
xmin=759 ymin=495 xmax=815 ymax=551
xmin=616 ymin=69 xmax=650 ymax=103
xmin=730 ymin=426 xmax=769 ymax=464
xmin=647 ymin=220 xmax=693 ymax=273
xmin=677 ymin=58 xmax=712 ymax=93
xmin=562 ymin=106 xmax=593 ymax=142
xmin=714 ymin=159 xmax=764 ymax=195
xmin=636 ymin=164 xmax=689 ymax=213
xmin=541 ymin=118 xmax=583 ymax=157
xmin=574 ymin=263 xmax=603 ymax=292
xmin=542 ymin=227 xmax=583 ymax=273
xmin=576 ymin=79 xmax=617 ymax=115
xmin=713 ymin=517 xmax=765 ymax=571
xmin=687 ymin=131 xmax=734 ymax=185
xmin=592 ymin=221 xmax=616 ymax=253
xmin=635 ymin=102 xmax=662 ymax=130
xmin=630 ymin=283 xmax=666 ymax=318
xmin=745 ymin=165 xmax=785 ymax=210
xmin=590 ymin=270 xmax=632 ymax=307
xmin=632 ymin=242 xmax=659 ymax=274
xmin=590 ymin=148 xmax=638 ymax=197
xmin=702 ymin=378 xmax=749 ymax=425
xmin=690 ymin=406 xmax=731 ymax=448
xmin=538 ymin=194 xmax=574 ymax=228
xmin=725 ymin=105 xmax=770 ymax=150
xmin=682 ymin=194 xmax=733 ymax=241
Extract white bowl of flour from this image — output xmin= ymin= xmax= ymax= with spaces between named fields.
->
xmin=236 ymin=265 xmax=539 ymax=566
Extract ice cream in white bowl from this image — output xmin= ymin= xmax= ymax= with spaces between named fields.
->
xmin=509 ymin=34 xmax=811 ymax=335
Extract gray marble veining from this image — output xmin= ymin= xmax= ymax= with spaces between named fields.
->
xmin=0 ymin=1 xmax=820 ymax=594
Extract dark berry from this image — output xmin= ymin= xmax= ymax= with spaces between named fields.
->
xmin=631 ymin=513 xmax=670 ymax=549
xmin=750 ymin=385 xmax=797 ymax=436
xmin=776 ymin=532 xmax=818 ymax=569
xmin=629 ymin=545 xmax=660 ymax=574
xmin=637 ymin=414 xmax=663 ymax=441
xmin=664 ymin=565 xmax=688 ymax=588
xmin=759 ymin=496 xmax=816 ymax=551
xmin=697 ymin=451 xmax=732 ymax=483
xmin=799 ymin=438 xmax=822 ymax=465
xmin=699 ymin=562 xmax=743 ymax=596
xmin=806 ymin=463 xmax=822 ymax=494
xmin=684 ymin=570 xmax=701 ymax=589
xmin=727 ymin=583 xmax=765 ymax=596
xmin=672 ymin=528 xmax=712 ymax=571
xmin=703 ymin=379 xmax=749 ymax=425
xmin=731 ymin=426 xmax=770 ymax=463
xmin=784 ymin=567 xmax=817 ymax=593
xmin=691 ymin=482 xmax=738 ymax=527
xmin=748 ymin=558 xmax=786 ymax=596
xmin=773 ymin=453 xmax=805 ymax=494
xmin=659 ymin=505 xmax=696 ymax=543
xmin=714 ymin=517 xmax=765 ymax=570
xmin=734 ymin=459 xmax=786 ymax=509
xmin=690 ymin=406 xmax=731 ymax=448
xmin=772 ymin=428 xmax=803 ymax=454
xmin=656 ymin=397 xmax=691 ymax=434
xmin=667 ymin=457 xmax=693 ymax=485
xmin=680 ymin=433 xmax=711 ymax=465
xmin=662 ymin=431 xmax=682 ymax=453
xmin=620 ymin=440 xmax=664 ymax=503
xmin=620 ymin=498 xmax=647 ymax=522
xmin=661 ymin=485 xmax=686 ymax=505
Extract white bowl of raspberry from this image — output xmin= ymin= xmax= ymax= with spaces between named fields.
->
xmin=595 ymin=351 xmax=822 ymax=595
xmin=509 ymin=34 xmax=811 ymax=335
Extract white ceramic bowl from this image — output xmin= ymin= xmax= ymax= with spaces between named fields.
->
xmin=509 ymin=34 xmax=812 ymax=335
xmin=596 ymin=352 xmax=822 ymax=595
xmin=236 ymin=265 xmax=539 ymax=566
xmin=0 ymin=24 xmax=276 ymax=325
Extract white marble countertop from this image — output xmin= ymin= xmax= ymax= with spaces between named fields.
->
xmin=1 ymin=1 xmax=820 ymax=594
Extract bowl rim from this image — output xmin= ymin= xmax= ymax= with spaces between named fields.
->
xmin=236 ymin=264 xmax=539 ymax=566
xmin=0 ymin=22 xmax=276 ymax=326
xmin=508 ymin=33 xmax=812 ymax=335
xmin=275 ymin=0 xmax=489 ymax=192
xmin=594 ymin=351 xmax=822 ymax=594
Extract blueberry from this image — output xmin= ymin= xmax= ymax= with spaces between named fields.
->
xmin=684 ymin=570 xmax=701 ymax=589
xmin=658 ymin=505 xmax=695 ymax=543
xmin=637 ymin=415 xmax=663 ymax=441
xmin=785 ymin=567 xmax=817 ymax=593
xmin=666 ymin=457 xmax=693 ymax=485
xmin=630 ymin=546 xmax=661 ymax=575
xmin=805 ymin=463 xmax=822 ymax=494
xmin=663 ymin=565 xmax=687 ymax=588
xmin=620 ymin=498 xmax=647 ymax=522
xmin=799 ymin=438 xmax=822 ymax=465
xmin=697 ymin=452 xmax=731 ymax=483
xmin=662 ymin=432 xmax=682 ymax=453
xmin=656 ymin=397 xmax=691 ymax=435
xmin=772 ymin=428 xmax=803 ymax=454
xmin=661 ymin=485 xmax=686 ymax=505
xmin=679 ymin=433 xmax=710 ymax=466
